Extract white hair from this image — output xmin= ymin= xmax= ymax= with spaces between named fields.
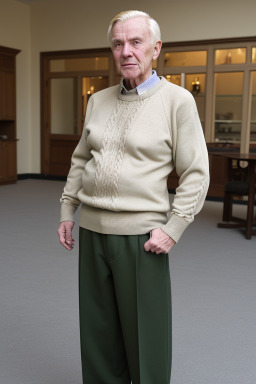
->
xmin=107 ymin=10 xmax=161 ymax=46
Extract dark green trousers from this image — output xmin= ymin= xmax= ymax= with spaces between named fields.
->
xmin=79 ymin=228 xmax=172 ymax=384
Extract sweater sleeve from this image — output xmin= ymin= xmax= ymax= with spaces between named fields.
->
xmin=59 ymin=96 xmax=94 ymax=222
xmin=161 ymin=102 xmax=210 ymax=243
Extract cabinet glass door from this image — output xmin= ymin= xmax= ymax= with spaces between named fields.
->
xmin=186 ymin=74 xmax=206 ymax=130
xmin=215 ymin=48 xmax=246 ymax=65
xmin=214 ymin=72 xmax=244 ymax=143
xmin=250 ymin=71 xmax=256 ymax=142
xmin=164 ymin=51 xmax=207 ymax=67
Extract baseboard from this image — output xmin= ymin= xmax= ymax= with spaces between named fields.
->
xmin=18 ymin=173 xmax=67 ymax=181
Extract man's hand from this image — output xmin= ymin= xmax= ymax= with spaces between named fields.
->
xmin=57 ymin=221 xmax=75 ymax=251
xmin=144 ymin=228 xmax=176 ymax=254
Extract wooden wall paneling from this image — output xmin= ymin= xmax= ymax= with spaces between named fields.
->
xmin=0 ymin=139 xmax=17 ymax=184
xmin=0 ymin=71 xmax=3 ymax=119
xmin=3 ymin=71 xmax=16 ymax=119
xmin=49 ymin=137 xmax=79 ymax=176
xmin=5 ymin=140 xmax=17 ymax=180
xmin=0 ymin=140 xmax=4 ymax=181
xmin=0 ymin=46 xmax=20 ymax=185
xmin=40 ymin=54 xmax=50 ymax=175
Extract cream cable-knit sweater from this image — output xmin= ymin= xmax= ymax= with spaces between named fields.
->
xmin=60 ymin=77 xmax=209 ymax=243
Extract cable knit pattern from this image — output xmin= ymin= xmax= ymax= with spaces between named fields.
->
xmin=92 ymin=99 xmax=145 ymax=210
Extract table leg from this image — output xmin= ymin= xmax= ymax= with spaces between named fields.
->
xmin=246 ymin=162 xmax=256 ymax=239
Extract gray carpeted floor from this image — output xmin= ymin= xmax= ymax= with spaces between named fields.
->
xmin=0 ymin=179 xmax=255 ymax=384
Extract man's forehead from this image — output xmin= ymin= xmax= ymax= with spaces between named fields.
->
xmin=111 ymin=17 xmax=150 ymax=38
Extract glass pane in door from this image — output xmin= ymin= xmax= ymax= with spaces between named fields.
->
xmin=51 ymin=78 xmax=78 ymax=134
xmin=82 ymin=76 xmax=108 ymax=125
xmin=50 ymin=57 xmax=109 ymax=72
xmin=250 ymin=72 xmax=256 ymax=141
xmin=214 ymin=72 xmax=243 ymax=143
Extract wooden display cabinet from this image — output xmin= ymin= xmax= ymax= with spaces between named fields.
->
xmin=0 ymin=46 xmax=20 ymax=185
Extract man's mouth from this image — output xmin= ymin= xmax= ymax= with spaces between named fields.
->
xmin=122 ymin=63 xmax=136 ymax=67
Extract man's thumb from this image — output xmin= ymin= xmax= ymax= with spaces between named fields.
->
xmin=144 ymin=239 xmax=151 ymax=251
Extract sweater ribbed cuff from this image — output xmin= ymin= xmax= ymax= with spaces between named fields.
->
xmin=160 ymin=214 xmax=191 ymax=243
xmin=60 ymin=203 xmax=77 ymax=223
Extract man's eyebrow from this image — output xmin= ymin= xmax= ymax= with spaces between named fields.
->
xmin=111 ymin=38 xmax=122 ymax=44
xmin=130 ymin=36 xmax=142 ymax=41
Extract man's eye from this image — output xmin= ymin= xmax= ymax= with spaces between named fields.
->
xmin=134 ymin=40 xmax=140 ymax=45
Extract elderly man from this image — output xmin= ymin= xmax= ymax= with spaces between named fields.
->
xmin=58 ymin=10 xmax=209 ymax=384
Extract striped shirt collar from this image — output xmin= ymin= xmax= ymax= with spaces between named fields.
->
xmin=121 ymin=70 xmax=160 ymax=95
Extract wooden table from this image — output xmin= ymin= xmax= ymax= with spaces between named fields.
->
xmin=216 ymin=153 xmax=256 ymax=239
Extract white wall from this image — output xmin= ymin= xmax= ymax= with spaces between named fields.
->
xmin=0 ymin=0 xmax=31 ymax=174
xmin=2 ymin=0 xmax=256 ymax=173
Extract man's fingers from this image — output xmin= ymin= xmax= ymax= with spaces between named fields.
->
xmin=57 ymin=221 xmax=75 ymax=251
xmin=144 ymin=238 xmax=160 ymax=253
xmin=62 ymin=242 xmax=73 ymax=251
xmin=144 ymin=228 xmax=176 ymax=254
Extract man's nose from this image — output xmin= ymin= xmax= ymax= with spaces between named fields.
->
xmin=122 ymin=43 xmax=132 ymax=57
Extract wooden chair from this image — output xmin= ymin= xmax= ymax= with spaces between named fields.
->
xmin=222 ymin=160 xmax=256 ymax=224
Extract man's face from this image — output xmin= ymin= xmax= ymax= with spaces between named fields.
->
xmin=111 ymin=17 xmax=161 ymax=89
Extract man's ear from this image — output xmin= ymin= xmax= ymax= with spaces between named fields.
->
xmin=153 ymin=41 xmax=162 ymax=60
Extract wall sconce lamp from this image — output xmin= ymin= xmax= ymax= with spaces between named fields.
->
xmin=192 ymin=77 xmax=200 ymax=95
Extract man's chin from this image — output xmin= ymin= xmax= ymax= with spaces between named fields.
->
xmin=122 ymin=71 xmax=136 ymax=75
xmin=121 ymin=71 xmax=139 ymax=82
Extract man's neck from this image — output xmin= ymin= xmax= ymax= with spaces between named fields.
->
xmin=123 ymin=79 xmax=134 ymax=91
xmin=121 ymin=71 xmax=160 ymax=95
